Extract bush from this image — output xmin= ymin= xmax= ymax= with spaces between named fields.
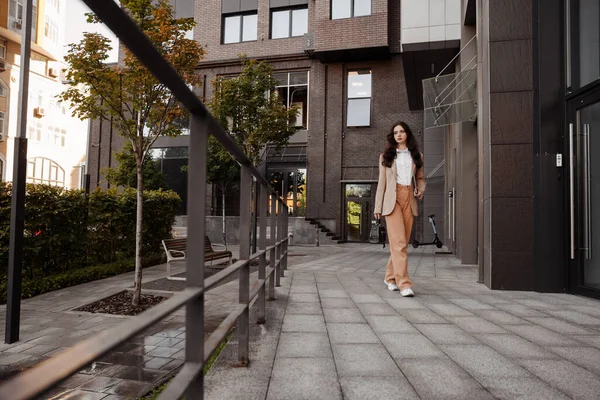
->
xmin=0 ymin=182 xmax=181 ymax=278
xmin=0 ymin=254 xmax=165 ymax=304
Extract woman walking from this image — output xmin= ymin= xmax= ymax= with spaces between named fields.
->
xmin=374 ymin=121 xmax=426 ymax=297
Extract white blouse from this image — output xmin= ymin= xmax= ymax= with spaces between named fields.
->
xmin=395 ymin=149 xmax=413 ymax=186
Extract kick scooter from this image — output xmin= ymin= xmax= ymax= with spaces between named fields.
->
xmin=412 ymin=214 xmax=443 ymax=249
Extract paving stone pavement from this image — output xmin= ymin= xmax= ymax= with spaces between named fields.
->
xmin=0 ymin=244 xmax=349 ymax=399
xmin=205 ymin=243 xmax=600 ymax=400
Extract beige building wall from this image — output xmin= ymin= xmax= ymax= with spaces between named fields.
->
xmin=0 ymin=0 xmax=88 ymax=189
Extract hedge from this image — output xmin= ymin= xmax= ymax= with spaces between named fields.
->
xmin=0 ymin=182 xmax=181 ymax=279
xmin=0 ymin=254 xmax=165 ymax=304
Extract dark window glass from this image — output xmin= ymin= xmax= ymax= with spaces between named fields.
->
xmin=568 ymin=0 xmax=600 ymax=89
xmin=272 ymin=71 xmax=309 ymax=129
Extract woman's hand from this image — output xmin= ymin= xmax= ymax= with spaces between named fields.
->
xmin=374 ymin=213 xmax=381 ymax=220
xmin=414 ymin=188 xmax=423 ymax=200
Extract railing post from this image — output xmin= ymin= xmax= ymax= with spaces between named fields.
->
xmin=257 ymin=183 xmax=267 ymax=324
xmin=278 ymin=200 xmax=284 ymax=278
xmin=282 ymin=177 xmax=288 ymax=271
xmin=185 ymin=115 xmax=207 ymax=399
xmin=237 ymin=165 xmax=252 ymax=367
xmin=283 ymin=206 xmax=289 ymax=271
xmin=270 ymin=194 xmax=279 ymax=290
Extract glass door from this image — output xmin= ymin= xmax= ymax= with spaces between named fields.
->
xmin=568 ymin=93 xmax=600 ymax=298
xmin=344 ymin=184 xmax=372 ymax=242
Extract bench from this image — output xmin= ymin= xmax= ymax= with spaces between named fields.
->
xmin=162 ymin=236 xmax=232 ymax=281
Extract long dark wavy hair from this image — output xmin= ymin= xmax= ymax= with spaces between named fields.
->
xmin=382 ymin=121 xmax=422 ymax=169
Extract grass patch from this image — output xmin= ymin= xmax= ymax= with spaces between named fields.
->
xmin=0 ymin=254 xmax=165 ymax=304
xmin=139 ymin=330 xmax=234 ymax=400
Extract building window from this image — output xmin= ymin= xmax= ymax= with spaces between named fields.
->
xmin=347 ymin=69 xmax=371 ymax=127
xmin=272 ymin=71 xmax=309 ymax=129
xmin=52 ymin=128 xmax=66 ymax=147
xmin=47 ymin=0 xmax=59 ymax=13
xmin=568 ymin=0 xmax=600 ymax=89
xmin=30 ymin=53 xmax=47 ymax=76
xmin=26 ymin=157 xmax=65 ymax=186
xmin=271 ymin=7 xmax=308 ymax=39
xmin=44 ymin=16 xmax=59 ymax=44
xmin=0 ymin=42 xmax=6 ymax=59
xmin=9 ymin=0 xmax=37 ymax=35
xmin=332 ymin=0 xmax=370 ymax=20
xmin=0 ymin=155 xmax=4 ymax=181
xmin=0 ymin=112 xmax=4 ymax=138
xmin=0 ymin=81 xmax=7 ymax=97
xmin=222 ymin=12 xmax=257 ymax=44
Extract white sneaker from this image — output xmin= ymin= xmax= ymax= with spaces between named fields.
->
xmin=400 ymin=288 xmax=415 ymax=297
xmin=384 ymin=280 xmax=399 ymax=291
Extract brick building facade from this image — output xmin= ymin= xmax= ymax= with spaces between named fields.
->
xmin=87 ymin=0 xmax=463 ymax=243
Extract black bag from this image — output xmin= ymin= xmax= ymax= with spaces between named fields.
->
xmin=369 ymin=218 xmax=387 ymax=248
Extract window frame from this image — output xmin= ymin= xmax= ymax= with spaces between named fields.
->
xmin=0 ymin=153 xmax=5 ymax=182
xmin=0 ymin=80 xmax=7 ymax=97
xmin=0 ymin=112 xmax=5 ymax=137
xmin=270 ymin=5 xmax=308 ymax=39
xmin=346 ymin=69 xmax=372 ymax=128
xmin=222 ymin=11 xmax=258 ymax=44
xmin=272 ymin=70 xmax=310 ymax=129
xmin=331 ymin=0 xmax=371 ymax=20
xmin=26 ymin=157 xmax=65 ymax=187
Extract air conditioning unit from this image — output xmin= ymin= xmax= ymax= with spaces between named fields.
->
xmin=33 ymin=107 xmax=45 ymax=118
xmin=14 ymin=19 xmax=22 ymax=30
xmin=0 ymin=61 xmax=6 ymax=73
xmin=48 ymin=68 xmax=58 ymax=78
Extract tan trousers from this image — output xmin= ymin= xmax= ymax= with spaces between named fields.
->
xmin=384 ymin=184 xmax=413 ymax=290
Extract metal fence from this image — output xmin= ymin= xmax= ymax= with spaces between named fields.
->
xmin=0 ymin=0 xmax=290 ymax=398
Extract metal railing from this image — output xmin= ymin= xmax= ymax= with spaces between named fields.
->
xmin=0 ymin=0 xmax=290 ymax=399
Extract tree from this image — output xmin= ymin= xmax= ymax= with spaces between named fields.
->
xmin=207 ymin=137 xmax=239 ymax=246
xmin=207 ymin=57 xmax=299 ymax=244
xmin=59 ymin=0 xmax=204 ymax=305
xmin=104 ymin=142 xmax=169 ymax=191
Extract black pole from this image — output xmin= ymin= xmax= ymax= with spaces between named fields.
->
xmin=5 ymin=0 xmax=33 ymax=344
xmin=292 ymin=171 xmax=298 ymax=216
xmin=251 ymin=179 xmax=258 ymax=254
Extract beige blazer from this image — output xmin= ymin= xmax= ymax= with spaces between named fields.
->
xmin=374 ymin=153 xmax=426 ymax=217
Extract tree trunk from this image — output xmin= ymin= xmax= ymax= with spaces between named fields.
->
xmin=132 ymin=157 xmax=144 ymax=306
xmin=222 ymin=187 xmax=227 ymax=247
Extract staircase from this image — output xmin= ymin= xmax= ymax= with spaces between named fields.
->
xmin=304 ymin=218 xmax=345 ymax=244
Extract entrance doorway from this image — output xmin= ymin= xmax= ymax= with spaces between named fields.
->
xmin=344 ymin=183 xmax=373 ymax=242
xmin=568 ymin=93 xmax=600 ymax=299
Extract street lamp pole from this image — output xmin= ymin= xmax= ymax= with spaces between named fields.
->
xmin=5 ymin=0 xmax=33 ymax=344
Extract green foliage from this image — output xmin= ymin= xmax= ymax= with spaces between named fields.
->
xmin=0 ymin=254 xmax=165 ymax=304
xmin=104 ymin=142 xmax=169 ymax=190
xmin=0 ymin=182 xmax=180 ymax=276
xmin=60 ymin=0 xmax=204 ymax=303
xmin=60 ymin=0 xmax=204 ymax=154
xmin=207 ymin=135 xmax=239 ymax=191
xmin=208 ymin=57 xmax=299 ymax=167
